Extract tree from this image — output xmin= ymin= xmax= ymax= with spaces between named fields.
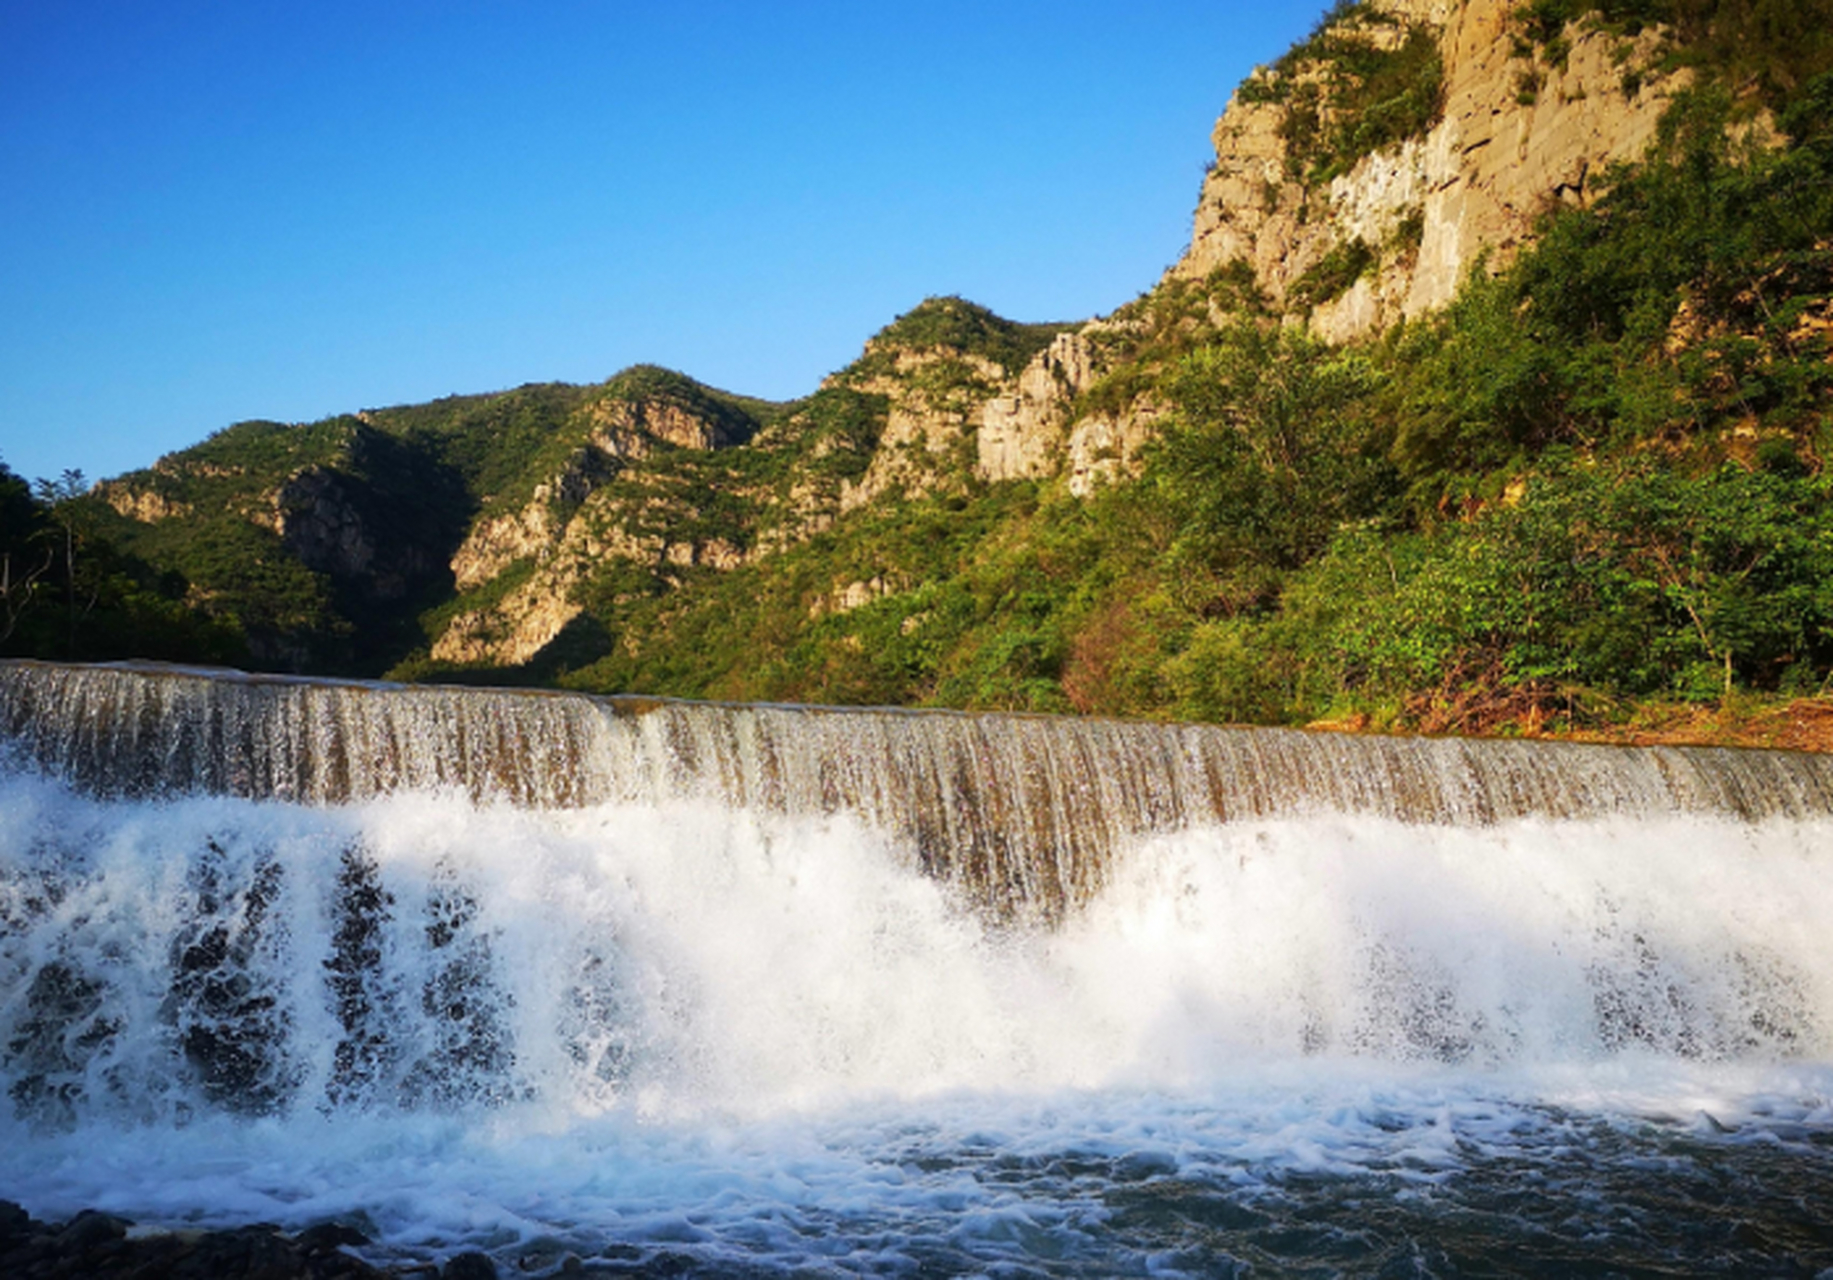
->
xmin=1149 ymin=322 xmax=1395 ymax=614
xmin=0 ymin=459 xmax=51 ymax=646
xmin=33 ymin=470 xmax=88 ymax=657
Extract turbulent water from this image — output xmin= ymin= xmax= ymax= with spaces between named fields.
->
xmin=2 ymin=661 xmax=1831 ymax=1276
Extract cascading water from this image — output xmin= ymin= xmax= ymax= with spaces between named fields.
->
xmin=2 ymin=659 xmax=1831 ymax=1275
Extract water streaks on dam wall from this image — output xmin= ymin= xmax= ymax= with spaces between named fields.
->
xmin=4 ymin=659 xmax=1833 ymax=920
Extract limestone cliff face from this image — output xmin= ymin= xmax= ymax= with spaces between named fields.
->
xmin=934 ymin=0 xmax=1702 ymax=495
xmin=450 ymin=503 xmax=560 ymax=594
xmin=270 ymin=468 xmax=376 ymax=579
xmin=431 ymin=488 xmax=750 ymax=668
xmin=449 ymin=449 xmax=614 ymax=592
xmin=1175 ymin=0 xmax=1688 ymax=339
xmin=582 ymin=394 xmax=750 ymax=454
xmin=977 ymin=332 xmax=1099 ymax=483
xmin=445 ymin=386 xmax=748 ymax=595
xmin=267 ymin=466 xmax=444 ymax=603
xmin=835 ymin=344 xmax=1007 ymax=510
xmin=432 ymin=388 xmax=753 ymax=666
xmin=97 ymin=483 xmax=191 ymax=524
xmin=1066 ymin=398 xmax=1169 ymax=498
xmin=797 ymin=2 xmax=1695 ymax=508
xmin=430 ymin=572 xmax=582 ymax=667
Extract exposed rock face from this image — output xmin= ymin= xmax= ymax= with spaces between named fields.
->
xmin=450 ymin=451 xmax=615 ymax=592
xmin=1068 ymin=399 xmax=1167 ymax=498
xmin=432 ymin=388 xmax=759 ymax=667
xmin=839 ymin=347 xmax=1006 ymax=510
xmin=977 ymin=332 xmax=1099 ymax=482
xmin=97 ymin=483 xmax=190 ymax=523
xmin=966 ymin=0 xmax=1698 ymax=495
xmin=432 ymin=575 xmax=582 ymax=667
xmin=442 ymin=390 xmax=746 ymax=636
xmin=431 ymin=493 xmax=753 ymax=669
xmin=752 ymin=474 xmax=839 ymax=558
xmin=846 ymin=403 xmax=958 ymax=509
xmin=1307 ymin=134 xmax=1437 ymax=343
xmin=1404 ymin=0 xmax=1681 ymax=317
xmin=574 ymin=517 xmax=744 ymax=574
xmin=266 ymin=466 xmax=441 ymax=603
xmin=1174 ymin=0 xmax=1688 ymax=339
xmin=274 ymin=468 xmax=375 ymax=580
xmin=583 ymin=394 xmax=748 ymax=455
xmin=809 ymin=576 xmax=894 ymax=618
xmin=451 ymin=503 xmax=559 ymax=593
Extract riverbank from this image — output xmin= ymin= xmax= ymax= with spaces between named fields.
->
xmin=0 ymin=1201 xmax=501 ymax=1279
xmin=1309 ymin=692 xmax=1833 ymax=754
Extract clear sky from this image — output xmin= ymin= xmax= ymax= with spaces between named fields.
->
xmin=1 ymin=1 xmax=1326 ymax=487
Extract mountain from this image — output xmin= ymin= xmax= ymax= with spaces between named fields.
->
xmin=6 ymin=0 xmax=1832 ymax=746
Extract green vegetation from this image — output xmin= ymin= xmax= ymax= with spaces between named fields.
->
xmin=1238 ymin=2 xmax=1446 ymax=187
xmin=1290 ymin=236 xmax=1377 ymax=307
xmin=485 ymin=65 xmax=1833 ymax=735
xmin=1110 ymin=71 xmax=1832 ymax=731
xmin=1514 ymin=0 xmax=1833 ymax=110
xmin=395 ymin=383 xmax=589 ymax=518
xmin=858 ymin=297 xmax=1072 ymax=378
xmin=11 ymin=16 xmax=1833 ymax=751
xmin=0 ymin=461 xmax=243 ymax=665
xmin=31 ymin=364 xmax=783 ymax=676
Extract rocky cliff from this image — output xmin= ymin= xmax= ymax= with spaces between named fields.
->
xmin=426 ymin=376 xmax=765 ymax=667
xmin=828 ymin=0 xmax=1703 ymax=504
xmin=1175 ymin=0 xmax=1687 ymax=339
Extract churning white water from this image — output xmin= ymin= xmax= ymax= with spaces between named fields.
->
xmin=2 ymin=662 xmax=1832 ymax=1275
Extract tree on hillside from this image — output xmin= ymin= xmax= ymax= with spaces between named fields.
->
xmin=0 ymin=459 xmax=52 ymax=645
xmin=33 ymin=470 xmax=88 ymax=655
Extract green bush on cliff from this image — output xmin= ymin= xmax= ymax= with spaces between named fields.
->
xmin=864 ymin=297 xmax=1070 ymax=378
xmin=1516 ymin=0 xmax=1833 ymax=110
xmin=1241 ymin=4 xmax=1445 ymax=187
xmin=1289 ymin=237 xmax=1378 ymax=308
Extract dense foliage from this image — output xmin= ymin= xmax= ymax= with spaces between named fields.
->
xmin=0 ymin=460 xmax=242 ymax=664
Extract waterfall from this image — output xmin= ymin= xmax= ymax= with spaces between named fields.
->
xmin=6 ymin=659 xmax=1833 ymax=921
xmin=4 ymin=660 xmax=1832 ymax=1272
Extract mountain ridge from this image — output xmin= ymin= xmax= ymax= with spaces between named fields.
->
xmin=4 ymin=0 xmax=1831 ymax=748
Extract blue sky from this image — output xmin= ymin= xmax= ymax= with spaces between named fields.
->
xmin=1 ymin=1 xmax=1326 ymax=486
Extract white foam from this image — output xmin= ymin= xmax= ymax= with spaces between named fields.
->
xmin=2 ymin=769 xmax=1831 ymax=1266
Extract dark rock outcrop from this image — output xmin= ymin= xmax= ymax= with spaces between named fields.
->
xmin=0 ymin=1201 xmax=402 ymax=1279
